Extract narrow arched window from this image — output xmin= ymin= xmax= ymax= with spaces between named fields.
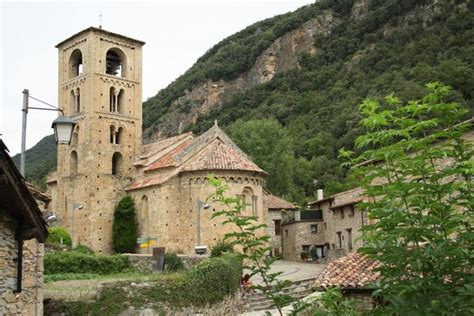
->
xmin=76 ymin=88 xmax=81 ymax=113
xmin=109 ymin=87 xmax=117 ymax=112
xmin=116 ymin=127 xmax=124 ymax=144
xmin=110 ymin=125 xmax=116 ymax=144
xmin=71 ymin=126 xmax=79 ymax=147
xmin=70 ymin=151 xmax=78 ymax=175
xmin=117 ymin=89 xmax=125 ymax=114
xmin=105 ymin=49 xmax=126 ymax=77
xmin=242 ymin=187 xmax=255 ymax=215
xmin=69 ymin=49 xmax=83 ymax=78
xmin=112 ymin=152 xmax=122 ymax=175
xmin=70 ymin=90 xmax=75 ymax=114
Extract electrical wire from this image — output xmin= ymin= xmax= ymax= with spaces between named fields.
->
xmin=28 ymin=95 xmax=60 ymax=110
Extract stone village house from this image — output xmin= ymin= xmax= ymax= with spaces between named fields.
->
xmin=281 ymin=187 xmax=367 ymax=262
xmin=0 ymin=140 xmax=49 ymax=315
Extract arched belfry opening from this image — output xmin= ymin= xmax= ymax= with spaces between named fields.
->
xmin=116 ymin=127 xmax=124 ymax=144
xmin=105 ymin=49 xmax=126 ymax=77
xmin=69 ymin=49 xmax=83 ymax=78
xmin=111 ymin=152 xmax=123 ymax=175
xmin=110 ymin=125 xmax=116 ymax=144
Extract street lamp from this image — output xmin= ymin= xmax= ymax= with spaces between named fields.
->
xmin=195 ymin=198 xmax=210 ymax=254
xmin=20 ymin=89 xmax=76 ymax=176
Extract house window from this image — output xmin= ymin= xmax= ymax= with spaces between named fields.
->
xmin=274 ymin=219 xmax=281 ymax=236
xmin=346 ymin=228 xmax=353 ymax=251
xmin=349 ymin=205 xmax=355 ymax=217
xmin=310 ymin=224 xmax=318 ymax=234
xmin=336 ymin=231 xmax=342 ymax=249
xmin=302 ymin=245 xmax=310 ymax=252
xmin=285 ymin=230 xmax=288 ymax=237
xmin=340 ymin=208 xmax=345 ymax=219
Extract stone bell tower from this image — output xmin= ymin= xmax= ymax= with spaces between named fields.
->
xmin=50 ymin=27 xmax=145 ymax=253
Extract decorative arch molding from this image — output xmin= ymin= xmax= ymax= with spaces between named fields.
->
xmin=98 ymin=75 xmax=136 ymax=88
xmin=62 ymin=38 xmax=87 ymax=52
xmin=63 ymin=77 xmax=86 ymax=90
xmin=100 ymin=37 xmax=137 ymax=50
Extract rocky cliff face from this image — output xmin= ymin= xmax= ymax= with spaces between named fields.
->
xmin=145 ymin=11 xmax=339 ymax=141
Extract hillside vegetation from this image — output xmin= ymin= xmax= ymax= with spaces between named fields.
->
xmin=18 ymin=0 xmax=474 ymax=203
xmin=12 ymin=134 xmax=56 ymax=190
xmin=146 ymin=0 xmax=474 ymax=202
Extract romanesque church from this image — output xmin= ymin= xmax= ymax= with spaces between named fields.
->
xmin=47 ymin=27 xmax=288 ymax=254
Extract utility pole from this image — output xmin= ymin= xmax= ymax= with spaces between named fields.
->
xmin=20 ymin=89 xmax=29 ymax=176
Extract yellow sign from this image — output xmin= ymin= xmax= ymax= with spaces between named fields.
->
xmin=138 ymin=239 xmax=157 ymax=248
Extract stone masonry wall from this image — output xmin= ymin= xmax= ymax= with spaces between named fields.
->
xmin=125 ymin=253 xmax=208 ymax=272
xmin=281 ymin=220 xmax=326 ymax=262
xmin=0 ymin=212 xmax=44 ymax=315
xmin=129 ymin=171 xmax=267 ymax=255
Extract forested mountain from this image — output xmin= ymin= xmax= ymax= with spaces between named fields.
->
xmin=11 ymin=134 xmax=56 ymax=190
xmin=18 ymin=0 xmax=474 ymax=202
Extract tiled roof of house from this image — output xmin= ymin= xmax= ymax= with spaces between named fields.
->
xmin=313 ymin=253 xmax=380 ymax=289
xmin=264 ymin=193 xmax=297 ymax=210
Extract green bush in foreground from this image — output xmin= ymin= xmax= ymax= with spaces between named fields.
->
xmin=210 ymin=239 xmax=234 ymax=258
xmin=73 ymin=244 xmax=94 ymax=254
xmin=44 ymin=251 xmax=129 ymax=275
xmin=164 ymin=252 xmax=185 ymax=272
xmin=47 ymin=253 xmax=242 ymax=314
xmin=149 ymin=253 xmax=242 ymax=307
xmin=47 ymin=227 xmax=72 ymax=248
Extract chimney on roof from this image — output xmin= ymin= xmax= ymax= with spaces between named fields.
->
xmin=317 ymin=189 xmax=324 ymax=201
xmin=214 ymin=120 xmax=218 ymax=127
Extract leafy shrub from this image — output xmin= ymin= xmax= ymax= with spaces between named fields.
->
xmin=164 ymin=252 xmax=185 ymax=272
xmin=186 ymin=253 xmax=242 ymax=305
xmin=210 ymin=240 xmax=234 ymax=257
xmin=315 ymin=287 xmax=359 ymax=316
xmin=73 ymin=244 xmax=94 ymax=254
xmin=300 ymin=251 xmax=310 ymax=260
xmin=148 ymin=253 xmax=242 ymax=307
xmin=44 ymin=251 xmax=129 ymax=275
xmin=310 ymin=246 xmax=319 ymax=261
xmin=112 ymin=196 xmax=138 ymax=253
xmin=47 ymin=227 xmax=72 ymax=248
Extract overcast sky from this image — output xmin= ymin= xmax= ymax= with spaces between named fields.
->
xmin=0 ymin=0 xmax=313 ymax=156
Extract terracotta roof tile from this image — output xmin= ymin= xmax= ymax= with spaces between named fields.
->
xmin=180 ymin=139 xmax=266 ymax=174
xmin=140 ymin=132 xmax=193 ymax=159
xmin=125 ymin=172 xmax=177 ymax=191
xmin=313 ymin=253 xmax=380 ymax=289
xmin=265 ymin=193 xmax=297 ymax=210
xmin=144 ymin=138 xmax=194 ymax=171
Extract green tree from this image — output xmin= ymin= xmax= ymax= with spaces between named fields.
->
xmin=112 ymin=195 xmax=138 ymax=253
xmin=228 ymin=119 xmax=300 ymax=200
xmin=208 ymin=176 xmax=294 ymax=315
xmin=340 ymin=83 xmax=473 ymax=314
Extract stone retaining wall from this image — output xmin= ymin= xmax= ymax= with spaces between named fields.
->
xmin=125 ymin=253 xmax=208 ymax=272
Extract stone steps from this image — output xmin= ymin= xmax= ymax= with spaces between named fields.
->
xmin=243 ymin=277 xmax=316 ymax=312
